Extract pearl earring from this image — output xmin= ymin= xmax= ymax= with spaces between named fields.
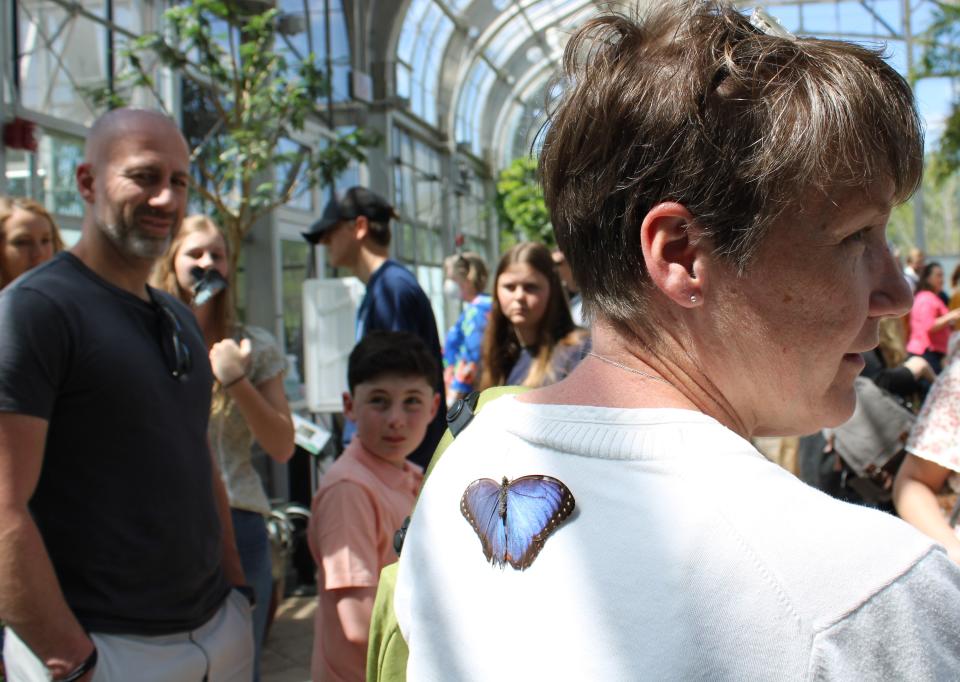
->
xmin=690 ymin=294 xmax=698 ymax=304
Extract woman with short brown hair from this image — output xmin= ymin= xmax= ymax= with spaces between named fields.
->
xmin=394 ymin=3 xmax=960 ymax=678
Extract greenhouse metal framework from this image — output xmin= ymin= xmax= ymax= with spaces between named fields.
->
xmin=0 ymin=0 xmax=951 ymax=413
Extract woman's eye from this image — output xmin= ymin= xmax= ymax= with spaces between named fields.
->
xmin=844 ymin=226 xmax=874 ymax=245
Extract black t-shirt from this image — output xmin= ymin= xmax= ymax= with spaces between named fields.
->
xmin=0 ymin=252 xmax=229 ymax=635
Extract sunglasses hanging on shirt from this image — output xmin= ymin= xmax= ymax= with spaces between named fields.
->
xmin=147 ymin=288 xmax=193 ymax=382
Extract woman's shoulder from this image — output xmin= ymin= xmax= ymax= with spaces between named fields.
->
xmin=238 ymin=325 xmax=287 ymax=382
xmin=239 ymin=324 xmax=279 ymax=347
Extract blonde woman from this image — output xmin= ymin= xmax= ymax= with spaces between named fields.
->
xmin=442 ymin=251 xmax=492 ymax=403
xmin=0 ymin=196 xmax=63 ymax=288
xmin=152 ymin=215 xmax=294 ymax=680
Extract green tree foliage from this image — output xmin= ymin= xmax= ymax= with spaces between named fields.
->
xmin=86 ymin=0 xmax=377 ymax=271
xmin=495 ymin=155 xmax=554 ymax=248
xmin=921 ymin=3 xmax=960 ymax=183
xmin=888 ymin=160 xmax=960 ymax=257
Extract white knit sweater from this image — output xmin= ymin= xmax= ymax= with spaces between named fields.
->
xmin=396 ymin=396 xmax=960 ymax=680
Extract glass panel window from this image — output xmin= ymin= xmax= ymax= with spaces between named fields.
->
xmin=395 ymin=0 xmax=454 ymax=125
xmin=3 ymin=128 xmax=84 ymax=224
xmin=4 ymin=149 xmax=32 ymax=198
xmin=275 ymin=138 xmax=314 ymax=212
xmin=305 ymin=0 xmax=351 ymax=102
xmin=42 ymin=131 xmax=85 ymax=218
xmin=14 ymin=0 xmax=171 ymax=123
xmin=392 ymin=126 xmax=448 ymax=330
xmin=16 ymin=1 xmax=106 ymax=124
xmin=281 ymin=238 xmax=310 ymax=398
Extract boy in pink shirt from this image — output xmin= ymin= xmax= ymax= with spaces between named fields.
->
xmin=308 ymin=331 xmax=440 ymax=681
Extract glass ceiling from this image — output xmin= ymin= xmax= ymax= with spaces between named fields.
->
xmin=395 ymin=0 xmax=952 ymax=171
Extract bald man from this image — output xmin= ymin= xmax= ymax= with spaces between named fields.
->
xmin=0 ymin=109 xmax=253 ymax=681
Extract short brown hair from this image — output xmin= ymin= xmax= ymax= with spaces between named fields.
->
xmin=540 ymin=0 xmax=923 ymax=342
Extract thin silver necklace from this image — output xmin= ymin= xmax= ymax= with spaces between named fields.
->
xmin=587 ymin=352 xmax=672 ymax=386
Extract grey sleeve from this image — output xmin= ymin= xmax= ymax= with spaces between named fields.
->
xmin=809 ymin=549 xmax=960 ymax=681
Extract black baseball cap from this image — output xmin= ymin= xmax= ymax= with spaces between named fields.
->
xmin=301 ymin=186 xmax=397 ymax=244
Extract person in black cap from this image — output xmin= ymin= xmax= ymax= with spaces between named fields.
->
xmin=304 ymin=186 xmax=446 ymax=469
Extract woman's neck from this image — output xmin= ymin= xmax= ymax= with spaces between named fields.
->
xmin=513 ymin=324 xmax=540 ymax=348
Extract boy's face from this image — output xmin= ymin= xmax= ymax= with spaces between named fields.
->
xmin=343 ymin=374 xmax=439 ymax=467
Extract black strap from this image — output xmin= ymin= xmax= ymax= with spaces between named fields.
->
xmin=393 ymin=515 xmax=410 ymax=556
xmin=60 ymin=646 xmax=98 ymax=682
xmin=446 ymin=391 xmax=481 ymax=438
xmin=395 ymin=392 xmax=483 ymax=556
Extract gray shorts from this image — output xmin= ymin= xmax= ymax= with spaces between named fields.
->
xmin=3 ymin=589 xmax=254 ymax=681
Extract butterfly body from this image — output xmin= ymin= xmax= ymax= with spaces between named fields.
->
xmin=461 ymin=474 xmax=575 ymax=570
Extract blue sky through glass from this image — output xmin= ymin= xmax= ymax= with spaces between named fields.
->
xmin=766 ymin=1 xmax=950 ymax=150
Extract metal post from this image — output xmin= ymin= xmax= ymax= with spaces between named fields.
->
xmin=903 ymin=0 xmax=925 ymax=251
xmin=323 ymin=0 xmax=335 ymax=201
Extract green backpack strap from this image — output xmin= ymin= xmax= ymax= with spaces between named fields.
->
xmin=366 ymin=385 xmax=529 ymax=682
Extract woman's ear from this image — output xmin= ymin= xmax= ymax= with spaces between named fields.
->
xmin=640 ymin=202 xmax=706 ymax=308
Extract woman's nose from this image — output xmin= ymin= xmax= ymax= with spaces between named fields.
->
xmin=871 ymin=246 xmax=913 ymax=319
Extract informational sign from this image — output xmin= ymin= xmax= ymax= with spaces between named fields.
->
xmin=292 ymin=413 xmax=332 ymax=455
xmin=302 ymin=277 xmax=365 ymax=413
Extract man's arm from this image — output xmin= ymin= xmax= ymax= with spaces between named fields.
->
xmin=0 ymin=412 xmax=95 ymax=678
xmin=208 ymin=440 xmax=246 ymax=586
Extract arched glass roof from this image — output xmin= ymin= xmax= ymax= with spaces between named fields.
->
xmin=395 ymin=0 xmax=950 ymax=171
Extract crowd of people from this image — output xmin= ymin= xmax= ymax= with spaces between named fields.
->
xmin=2 ymin=0 xmax=960 ymax=680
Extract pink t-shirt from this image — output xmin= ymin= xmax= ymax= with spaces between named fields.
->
xmin=907 ymin=290 xmax=950 ymax=355
xmin=308 ymin=439 xmax=422 ymax=681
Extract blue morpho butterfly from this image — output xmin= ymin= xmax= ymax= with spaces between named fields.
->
xmin=460 ymin=475 xmax=575 ymax=570
xmin=190 ymin=266 xmax=228 ymax=308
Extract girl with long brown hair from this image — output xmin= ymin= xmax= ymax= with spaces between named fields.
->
xmin=479 ymin=241 xmax=588 ymax=389
xmin=152 ymin=215 xmax=294 ymax=680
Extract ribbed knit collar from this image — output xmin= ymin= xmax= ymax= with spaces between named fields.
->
xmin=484 ymin=395 xmax=759 ymax=463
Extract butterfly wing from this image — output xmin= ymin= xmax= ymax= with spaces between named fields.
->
xmin=192 ymin=269 xmax=228 ymax=308
xmin=503 ymin=476 xmax=575 ymax=570
xmin=460 ymin=478 xmax=508 ymax=567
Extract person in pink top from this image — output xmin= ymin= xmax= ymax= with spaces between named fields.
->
xmin=308 ymin=331 xmax=440 ymax=681
xmin=907 ymin=261 xmax=960 ymax=374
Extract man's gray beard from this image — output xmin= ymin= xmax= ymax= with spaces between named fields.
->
xmin=100 ymin=220 xmax=171 ymax=260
